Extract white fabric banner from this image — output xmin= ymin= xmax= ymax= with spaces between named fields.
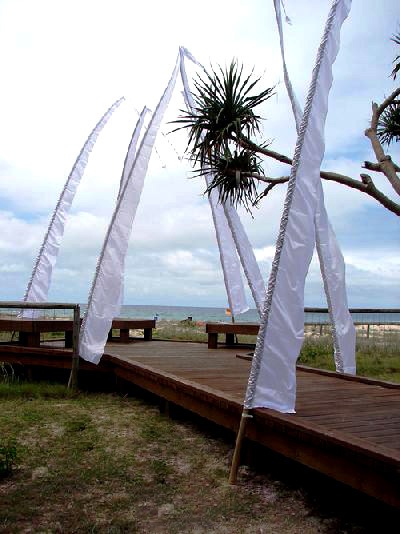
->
xmin=118 ymin=106 xmax=150 ymax=198
xmin=246 ymin=0 xmax=352 ymax=413
xmin=22 ymin=97 xmax=125 ymax=317
xmin=315 ymin=199 xmax=356 ymax=373
xmin=273 ymin=0 xmax=356 ymax=373
xmin=223 ymin=202 xmax=265 ymax=315
xmin=180 ymin=47 xmax=249 ymax=316
xmin=116 ymin=106 xmax=150 ymax=308
xmin=79 ymin=57 xmax=180 ymax=364
xmin=206 ymin=179 xmax=249 ymax=315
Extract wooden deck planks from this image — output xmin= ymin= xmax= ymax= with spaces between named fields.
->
xmin=105 ymin=341 xmax=400 ymax=451
xmin=103 ymin=340 xmax=400 ymax=507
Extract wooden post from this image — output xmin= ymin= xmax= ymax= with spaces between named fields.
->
xmin=231 ymin=313 xmax=239 ymax=345
xmin=144 ymin=327 xmax=153 ymax=341
xmin=120 ymin=328 xmax=130 ymax=343
xmin=208 ymin=332 xmax=218 ymax=349
xmin=68 ymin=305 xmax=80 ymax=390
xmin=229 ymin=408 xmax=252 ymax=484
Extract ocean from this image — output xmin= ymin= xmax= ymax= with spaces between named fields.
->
xmin=110 ymin=304 xmax=400 ymax=325
xmin=2 ymin=304 xmax=399 ymax=324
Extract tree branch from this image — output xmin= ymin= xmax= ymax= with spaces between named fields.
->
xmin=365 ymin=88 xmax=400 ymax=196
xmin=363 ymin=160 xmax=400 ymax=173
xmin=359 ymin=174 xmax=400 ymax=215
xmin=233 ymin=134 xmax=400 ymax=216
xmin=237 ymin=134 xmax=366 ymax=190
xmin=229 ymin=171 xmax=288 ymax=185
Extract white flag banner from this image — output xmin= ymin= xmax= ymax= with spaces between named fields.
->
xmin=118 ymin=106 xmax=150 ymax=198
xmin=116 ymin=105 xmax=150 ymax=308
xmin=180 ymin=47 xmax=249 ymax=316
xmin=223 ymin=202 xmax=265 ymax=315
xmin=315 ymin=200 xmax=356 ymax=373
xmin=79 ymin=57 xmax=180 ymax=364
xmin=274 ymin=0 xmax=303 ymax=129
xmin=245 ymin=0 xmax=352 ymax=413
xmin=22 ymin=97 xmax=125 ymax=317
xmin=206 ymin=179 xmax=249 ymax=315
xmin=273 ymin=0 xmax=356 ymax=373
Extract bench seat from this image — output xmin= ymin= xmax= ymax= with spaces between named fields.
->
xmin=0 ymin=317 xmax=156 ymax=347
xmin=205 ymin=322 xmax=260 ymax=349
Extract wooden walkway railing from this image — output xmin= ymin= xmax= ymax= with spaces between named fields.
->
xmin=0 ymin=301 xmax=80 ymax=389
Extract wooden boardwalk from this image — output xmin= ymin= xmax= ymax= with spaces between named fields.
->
xmin=1 ymin=339 xmax=399 ymax=507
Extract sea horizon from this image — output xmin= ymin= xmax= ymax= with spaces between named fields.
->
xmin=2 ymin=303 xmax=399 ymax=324
xmin=102 ymin=304 xmax=400 ymax=324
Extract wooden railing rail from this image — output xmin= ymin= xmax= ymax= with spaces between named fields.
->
xmin=0 ymin=301 xmax=80 ymax=390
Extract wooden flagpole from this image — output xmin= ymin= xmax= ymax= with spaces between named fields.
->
xmin=229 ymin=408 xmax=252 ymax=484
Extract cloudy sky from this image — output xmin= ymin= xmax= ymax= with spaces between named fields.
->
xmin=0 ymin=0 xmax=399 ymax=310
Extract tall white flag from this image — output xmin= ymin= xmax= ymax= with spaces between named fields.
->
xmin=79 ymin=57 xmax=180 ymax=364
xmin=206 ymin=176 xmax=249 ymax=315
xmin=116 ymin=106 xmax=150 ymax=307
xmin=22 ymin=97 xmax=124 ymax=316
xmin=245 ymin=0 xmax=352 ymax=413
xmin=180 ymin=47 xmax=254 ymax=316
xmin=273 ymin=0 xmax=356 ymax=374
xmin=223 ymin=202 xmax=265 ymax=315
xmin=118 ymin=106 xmax=150 ymax=198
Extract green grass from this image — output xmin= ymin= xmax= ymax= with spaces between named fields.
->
xmin=0 ymin=438 xmax=16 ymax=478
xmin=153 ymin=320 xmax=208 ymax=343
xmin=1 ymin=382 xmax=392 ymax=533
xmin=1 ymin=382 xmax=342 ymax=533
xmin=298 ymin=336 xmax=400 ymax=383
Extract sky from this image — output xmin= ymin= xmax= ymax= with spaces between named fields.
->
xmin=0 ymin=0 xmax=399 ymax=310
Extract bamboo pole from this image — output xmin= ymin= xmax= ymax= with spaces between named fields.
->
xmin=68 ymin=305 xmax=80 ymax=390
xmin=231 ymin=313 xmax=239 ymax=344
xmin=229 ymin=408 xmax=252 ymax=484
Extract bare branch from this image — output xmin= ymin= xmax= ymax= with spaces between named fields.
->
xmin=363 ymin=160 xmax=400 ymax=173
xmin=359 ymin=174 xmax=400 ymax=215
xmin=365 ymin=92 xmax=400 ymax=196
xmin=238 ymin=134 xmax=367 ymax=190
xmin=255 ymin=178 xmax=289 ymax=203
xmin=232 ymin=134 xmax=400 ymax=215
xmin=227 ymin=170 xmax=289 ymax=185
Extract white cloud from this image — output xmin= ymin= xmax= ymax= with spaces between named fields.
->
xmin=0 ymin=0 xmax=398 ymax=307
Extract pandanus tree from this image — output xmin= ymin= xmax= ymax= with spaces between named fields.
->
xmin=174 ymin=41 xmax=400 ymax=216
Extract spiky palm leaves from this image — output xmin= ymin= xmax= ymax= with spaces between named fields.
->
xmin=377 ymin=31 xmax=400 ymax=147
xmin=378 ymin=102 xmax=400 ymax=146
xmin=174 ymin=60 xmax=274 ymax=210
xmin=205 ymin=147 xmax=265 ymax=212
xmin=391 ymin=31 xmax=400 ymax=80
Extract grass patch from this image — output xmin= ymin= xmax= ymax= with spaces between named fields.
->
xmin=0 ymin=439 xmax=17 ymax=479
xmin=153 ymin=320 xmax=208 ymax=343
xmin=0 ymin=381 xmax=77 ymax=400
xmin=298 ymin=336 xmax=400 ymax=382
xmin=1 ymin=382 xmax=386 ymax=533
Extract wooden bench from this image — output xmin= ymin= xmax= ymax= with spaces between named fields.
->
xmin=205 ymin=322 xmax=260 ymax=349
xmin=0 ymin=318 xmax=76 ymax=348
xmin=107 ymin=318 xmax=155 ymax=343
xmin=0 ymin=317 xmax=156 ymax=348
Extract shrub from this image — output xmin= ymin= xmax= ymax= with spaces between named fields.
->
xmin=0 ymin=439 xmax=17 ymax=478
